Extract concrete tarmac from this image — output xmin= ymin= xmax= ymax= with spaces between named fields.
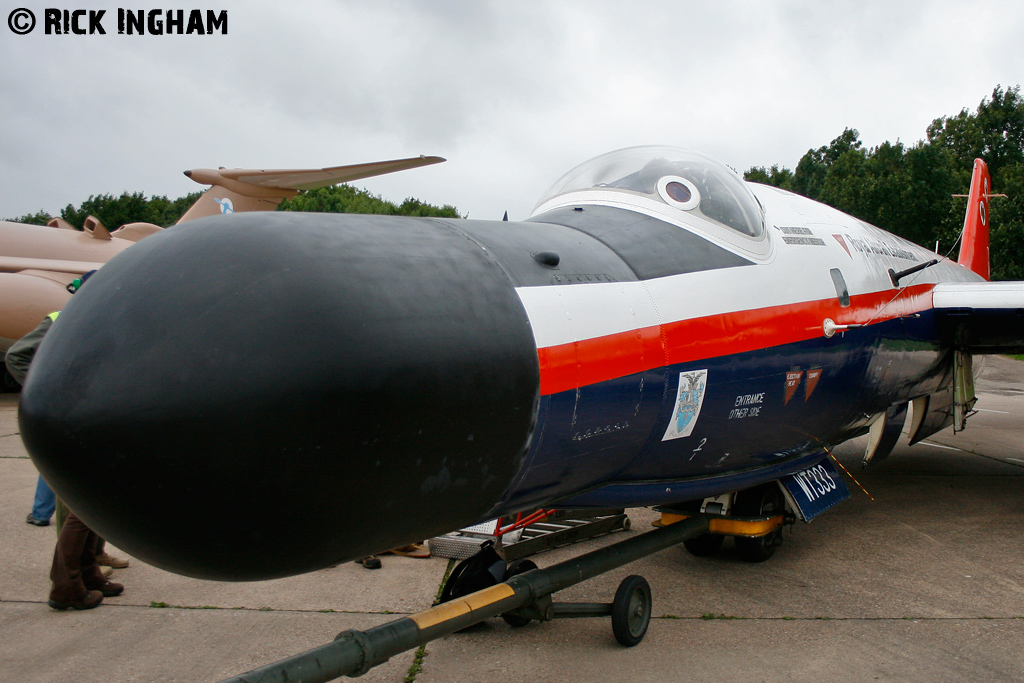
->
xmin=2 ymin=357 xmax=1022 ymax=682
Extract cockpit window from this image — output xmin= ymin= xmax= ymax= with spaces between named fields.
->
xmin=533 ymin=146 xmax=765 ymax=238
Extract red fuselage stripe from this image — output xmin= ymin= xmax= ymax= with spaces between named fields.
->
xmin=537 ymin=284 xmax=935 ymax=396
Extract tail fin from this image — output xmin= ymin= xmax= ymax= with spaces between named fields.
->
xmin=176 ymin=172 xmax=287 ymax=224
xmin=957 ymin=158 xmax=991 ymax=280
xmin=176 ymin=155 xmax=446 ymax=224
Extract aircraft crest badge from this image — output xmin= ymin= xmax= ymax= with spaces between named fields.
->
xmin=662 ymin=369 xmax=707 ymax=441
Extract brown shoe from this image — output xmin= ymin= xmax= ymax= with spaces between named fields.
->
xmin=96 ymin=552 xmax=130 ymax=569
xmin=85 ymin=580 xmax=124 ymax=597
xmin=101 ymin=566 xmax=113 ymax=578
xmin=356 ymin=555 xmax=382 ymax=569
xmin=49 ymin=590 xmax=103 ymax=611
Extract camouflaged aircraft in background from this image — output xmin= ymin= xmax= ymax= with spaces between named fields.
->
xmin=0 ymin=154 xmax=443 ymax=388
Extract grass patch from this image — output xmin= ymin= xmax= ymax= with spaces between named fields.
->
xmin=405 ymin=559 xmax=456 ymax=682
xmin=405 ymin=644 xmax=428 ymax=683
xmin=432 ymin=559 xmax=456 ymax=606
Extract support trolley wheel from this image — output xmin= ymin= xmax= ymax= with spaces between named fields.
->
xmin=733 ymin=484 xmax=784 ymax=563
xmin=611 ymin=575 xmax=652 ymax=647
xmin=439 ymin=542 xmax=506 ymax=603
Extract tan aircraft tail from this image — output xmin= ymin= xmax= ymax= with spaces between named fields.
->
xmin=45 ymin=154 xmax=447 ymax=241
xmin=176 ymin=155 xmax=446 ymax=223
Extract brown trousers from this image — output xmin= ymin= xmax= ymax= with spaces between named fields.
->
xmin=55 ymin=498 xmax=105 ymax=557
xmin=49 ymin=512 xmax=106 ymax=604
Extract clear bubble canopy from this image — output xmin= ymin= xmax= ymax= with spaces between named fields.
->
xmin=532 ymin=146 xmax=764 ymax=238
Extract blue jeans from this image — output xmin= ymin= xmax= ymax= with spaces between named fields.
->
xmin=30 ymin=476 xmax=55 ymax=522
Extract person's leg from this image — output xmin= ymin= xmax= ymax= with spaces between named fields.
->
xmin=55 ymin=498 xmax=69 ymax=534
xmin=48 ymin=512 xmax=103 ymax=609
xmin=26 ymin=476 xmax=56 ymax=525
xmin=78 ymin=522 xmax=124 ymax=596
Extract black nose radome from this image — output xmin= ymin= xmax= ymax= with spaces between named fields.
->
xmin=19 ymin=212 xmax=539 ymax=580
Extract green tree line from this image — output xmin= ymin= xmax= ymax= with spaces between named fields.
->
xmin=276 ymin=184 xmax=460 ymax=217
xmin=746 ymin=85 xmax=1024 ymax=280
xmin=5 ymin=185 xmax=459 ymax=228
xmin=8 ymin=191 xmax=205 ymax=228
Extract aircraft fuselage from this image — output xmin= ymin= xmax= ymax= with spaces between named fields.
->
xmin=17 ymin=147 xmax=984 ymax=580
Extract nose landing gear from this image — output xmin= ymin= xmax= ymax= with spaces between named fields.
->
xmin=661 ymin=483 xmax=792 ymax=563
xmin=733 ymin=484 xmax=786 ymax=563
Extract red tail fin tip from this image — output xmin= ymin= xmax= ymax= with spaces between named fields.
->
xmin=957 ymin=158 xmax=991 ymax=280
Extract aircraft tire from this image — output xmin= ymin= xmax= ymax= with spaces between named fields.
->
xmin=611 ymin=575 xmax=652 ymax=647
xmin=734 ymin=484 xmax=784 ymax=563
xmin=683 ymin=533 xmax=725 ymax=557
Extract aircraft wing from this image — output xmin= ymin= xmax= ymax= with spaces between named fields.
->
xmin=934 ymin=281 xmax=1024 ymax=354
xmin=0 ymin=255 xmax=106 ymax=275
xmin=216 ymin=155 xmax=447 ymax=191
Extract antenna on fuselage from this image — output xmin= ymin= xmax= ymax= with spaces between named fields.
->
xmin=888 ymin=259 xmax=939 ymax=287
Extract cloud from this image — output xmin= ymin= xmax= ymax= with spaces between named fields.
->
xmin=2 ymin=0 xmax=1022 ymax=222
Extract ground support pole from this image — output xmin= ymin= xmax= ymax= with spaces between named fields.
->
xmin=218 ymin=516 xmax=710 ymax=683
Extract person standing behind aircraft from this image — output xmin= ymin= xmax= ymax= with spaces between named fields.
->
xmin=10 ymin=312 xmax=60 ymax=528
xmin=6 ymin=271 xmax=126 ymax=609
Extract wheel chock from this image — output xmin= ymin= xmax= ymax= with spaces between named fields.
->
xmin=653 ymin=511 xmax=785 ymax=538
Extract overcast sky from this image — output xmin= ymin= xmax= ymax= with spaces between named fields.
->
xmin=2 ymin=1 xmax=1022 ymax=222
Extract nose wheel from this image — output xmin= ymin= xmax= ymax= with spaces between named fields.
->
xmin=733 ymin=484 xmax=784 ymax=563
xmin=667 ymin=484 xmax=789 ymax=563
